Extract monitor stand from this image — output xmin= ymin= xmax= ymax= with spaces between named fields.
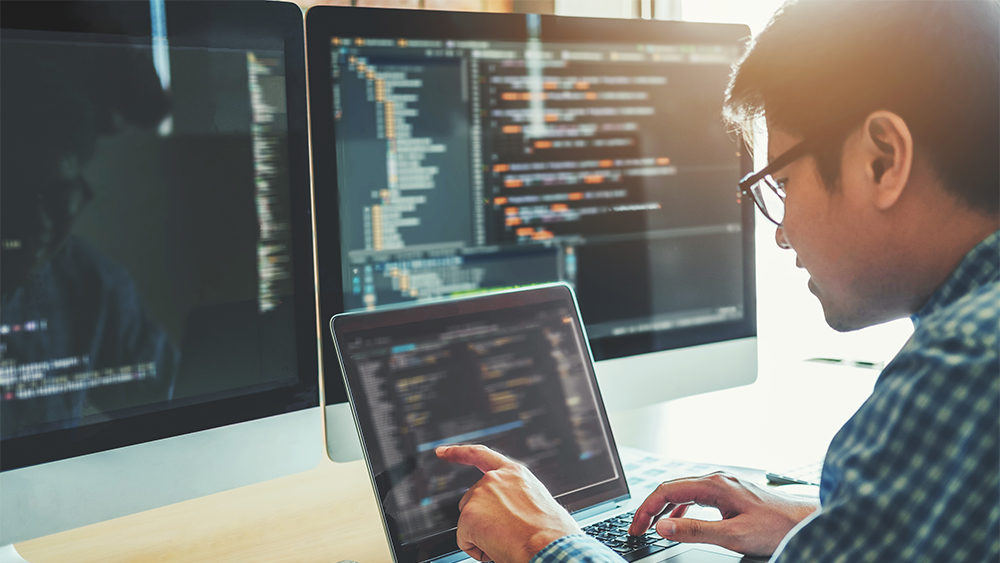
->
xmin=2 ymin=543 xmax=29 ymax=562
xmin=325 ymin=402 xmax=364 ymax=462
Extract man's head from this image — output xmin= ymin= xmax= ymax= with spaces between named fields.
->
xmin=726 ymin=0 xmax=1000 ymax=331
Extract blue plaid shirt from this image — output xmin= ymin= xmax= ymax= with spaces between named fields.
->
xmin=533 ymin=230 xmax=1000 ymax=563
xmin=776 ymin=231 xmax=1000 ymax=561
xmin=533 ymin=534 xmax=622 ymax=562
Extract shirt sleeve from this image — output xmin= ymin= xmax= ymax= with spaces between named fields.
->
xmin=530 ymin=534 xmax=625 ymax=563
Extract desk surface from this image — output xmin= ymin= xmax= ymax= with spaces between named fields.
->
xmin=16 ymin=459 xmax=392 ymax=562
xmin=15 ymin=452 xmax=775 ymax=563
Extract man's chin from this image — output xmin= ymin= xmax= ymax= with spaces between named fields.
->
xmin=819 ymin=302 xmax=873 ymax=333
xmin=812 ymin=284 xmax=864 ymax=332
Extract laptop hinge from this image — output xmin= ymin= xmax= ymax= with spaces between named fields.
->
xmin=572 ymin=495 xmax=630 ymax=522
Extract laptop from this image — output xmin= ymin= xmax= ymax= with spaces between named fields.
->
xmin=330 ymin=283 xmax=744 ymax=563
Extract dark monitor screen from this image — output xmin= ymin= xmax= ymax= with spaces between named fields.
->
xmin=0 ymin=1 xmax=317 ymax=469
xmin=307 ymin=8 xmax=755 ymax=404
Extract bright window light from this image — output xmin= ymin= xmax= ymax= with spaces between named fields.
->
xmin=680 ymin=0 xmax=785 ymax=34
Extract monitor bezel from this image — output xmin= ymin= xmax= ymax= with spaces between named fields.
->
xmin=305 ymin=6 xmax=756 ymax=406
xmin=0 ymin=0 xmax=318 ymax=471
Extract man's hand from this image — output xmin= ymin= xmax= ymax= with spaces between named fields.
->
xmin=436 ymin=444 xmax=581 ymax=563
xmin=628 ymin=472 xmax=819 ymax=557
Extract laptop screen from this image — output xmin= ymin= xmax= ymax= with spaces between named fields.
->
xmin=331 ymin=284 xmax=629 ymax=562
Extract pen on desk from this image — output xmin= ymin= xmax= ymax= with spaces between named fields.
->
xmin=806 ymin=357 xmax=884 ymax=370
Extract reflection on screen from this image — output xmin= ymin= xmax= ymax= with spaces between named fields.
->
xmin=340 ymin=299 xmax=617 ymax=545
xmin=326 ymin=32 xmax=747 ymax=360
xmin=0 ymin=32 xmax=299 ymax=439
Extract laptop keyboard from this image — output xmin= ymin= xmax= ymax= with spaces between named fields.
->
xmin=583 ymin=510 xmax=680 ymax=562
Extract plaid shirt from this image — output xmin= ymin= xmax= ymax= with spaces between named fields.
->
xmin=776 ymin=230 xmax=1000 ymax=562
xmin=533 ymin=231 xmax=1000 ymax=563
xmin=532 ymin=534 xmax=622 ymax=562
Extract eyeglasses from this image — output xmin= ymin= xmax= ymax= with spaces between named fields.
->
xmin=738 ymin=139 xmax=810 ymax=226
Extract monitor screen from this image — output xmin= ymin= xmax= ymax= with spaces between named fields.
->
xmin=308 ymin=8 xmax=755 ymax=405
xmin=0 ymin=0 xmax=317 ymax=470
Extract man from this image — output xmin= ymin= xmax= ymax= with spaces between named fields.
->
xmin=436 ymin=0 xmax=1000 ymax=561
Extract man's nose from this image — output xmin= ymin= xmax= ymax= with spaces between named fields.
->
xmin=775 ymin=225 xmax=791 ymax=249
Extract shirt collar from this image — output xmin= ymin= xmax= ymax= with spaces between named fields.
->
xmin=912 ymin=229 xmax=1000 ymax=326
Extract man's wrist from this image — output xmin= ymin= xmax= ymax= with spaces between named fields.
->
xmin=529 ymin=534 xmax=623 ymax=563
xmin=524 ymin=528 xmax=577 ymax=560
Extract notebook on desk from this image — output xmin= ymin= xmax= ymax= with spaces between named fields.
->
xmin=330 ymin=283 xmax=741 ymax=563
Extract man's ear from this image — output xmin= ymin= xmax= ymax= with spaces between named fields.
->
xmin=862 ymin=111 xmax=913 ymax=210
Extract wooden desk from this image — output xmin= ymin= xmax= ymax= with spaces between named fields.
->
xmin=15 ymin=459 xmax=391 ymax=562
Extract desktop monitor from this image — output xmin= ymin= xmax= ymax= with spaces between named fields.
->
xmin=305 ymin=7 xmax=756 ymax=461
xmin=0 ymin=1 xmax=320 ymax=543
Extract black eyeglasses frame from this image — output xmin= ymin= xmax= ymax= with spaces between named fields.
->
xmin=737 ymin=139 xmax=812 ymax=226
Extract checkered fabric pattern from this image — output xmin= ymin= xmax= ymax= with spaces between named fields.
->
xmin=775 ymin=230 xmax=1000 ymax=562
xmin=532 ymin=534 xmax=622 ymax=562
xmin=533 ymin=231 xmax=1000 ymax=563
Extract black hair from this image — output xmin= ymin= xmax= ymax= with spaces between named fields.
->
xmin=724 ymin=0 xmax=999 ymax=214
